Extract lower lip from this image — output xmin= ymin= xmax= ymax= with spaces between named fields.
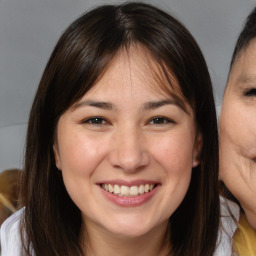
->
xmin=100 ymin=186 xmax=159 ymax=207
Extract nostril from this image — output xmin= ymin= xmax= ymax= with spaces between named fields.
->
xmin=108 ymin=148 xmax=150 ymax=172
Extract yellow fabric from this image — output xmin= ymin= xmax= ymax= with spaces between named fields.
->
xmin=233 ymin=214 xmax=256 ymax=256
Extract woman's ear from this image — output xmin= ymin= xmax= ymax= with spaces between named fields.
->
xmin=53 ymin=143 xmax=62 ymax=170
xmin=192 ymin=132 xmax=203 ymax=167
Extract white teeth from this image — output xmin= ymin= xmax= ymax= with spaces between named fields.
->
xmin=138 ymin=184 xmax=144 ymax=194
xmin=130 ymin=186 xmax=138 ymax=196
xmin=108 ymin=184 xmax=114 ymax=193
xmin=121 ymin=185 xmax=130 ymax=196
xmin=101 ymin=183 xmax=156 ymax=196
xmin=103 ymin=184 xmax=109 ymax=191
xmin=114 ymin=185 xmax=120 ymax=194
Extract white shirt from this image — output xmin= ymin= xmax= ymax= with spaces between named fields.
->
xmin=214 ymin=196 xmax=240 ymax=256
xmin=0 ymin=197 xmax=240 ymax=256
xmin=0 ymin=208 xmax=24 ymax=256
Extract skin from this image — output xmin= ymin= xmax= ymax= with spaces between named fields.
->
xmin=54 ymin=46 xmax=202 ymax=256
xmin=219 ymin=39 xmax=256 ymax=230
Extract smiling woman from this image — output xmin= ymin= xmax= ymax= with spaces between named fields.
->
xmin=54 ymin=47 xmax=200 ymax=242
xmin=0 ymin=2 xmax=219 ymax=256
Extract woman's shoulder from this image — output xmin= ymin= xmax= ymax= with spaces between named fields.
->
xmin=214 ymin=196 xmax=240 ymax=256
xmin=0 ymin=208 xmax=24 ymax=256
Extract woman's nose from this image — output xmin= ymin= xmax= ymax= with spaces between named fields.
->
xmin=108 ymin=127 xmax=150 ymax=173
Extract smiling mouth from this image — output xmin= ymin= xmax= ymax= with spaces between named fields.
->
xmin=101 ymin=184 xmax=157 ymax=197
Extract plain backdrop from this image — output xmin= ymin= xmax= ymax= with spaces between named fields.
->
xmin=0 ymin=0 xmax=255 ymax=172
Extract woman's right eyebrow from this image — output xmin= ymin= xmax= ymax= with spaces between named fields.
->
xmin=72 ymin=100 xmax=114 ymax=110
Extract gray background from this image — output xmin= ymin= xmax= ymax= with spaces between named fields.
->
xmin=0 ymin=0 xmax=255 ymax=172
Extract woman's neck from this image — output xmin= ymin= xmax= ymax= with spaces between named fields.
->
xmin=81 ymin=220 xmax=171 ymax=256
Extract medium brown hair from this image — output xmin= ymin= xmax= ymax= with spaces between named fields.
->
xmin=21 ymin=2 xmax=219 ymax=255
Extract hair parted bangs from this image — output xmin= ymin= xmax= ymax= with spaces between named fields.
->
xmin=41 ymin=2 xmax=202 ymax=122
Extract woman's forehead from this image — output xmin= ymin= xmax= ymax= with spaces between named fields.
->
xmin=84 ymin=45 xmax=189 ymax=110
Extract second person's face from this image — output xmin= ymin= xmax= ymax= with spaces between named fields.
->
xmin=54 ymin=47 xmax=202 ymax=240
xmin=220 ymin=39 xmax=256 ymax=229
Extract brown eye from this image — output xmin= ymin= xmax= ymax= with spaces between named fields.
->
xmin=148 ymin=117 xmax=174 ymax=125
xmin=244 ymin=88 xmax=256 ymax=97
xmin=83 ymin=117 xmax=108 ymax=125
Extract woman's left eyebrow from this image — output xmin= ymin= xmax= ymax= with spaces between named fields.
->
xmin=143 ymin=99 xmax=182 ymax=110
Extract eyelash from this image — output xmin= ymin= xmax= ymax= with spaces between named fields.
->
xmin=244 ymin=88 xmax=256 ymax=97
xmin=82 ymin=117 xmax=109 ymax=125
xmin=147 ymin=116 xmax=174 ymax=125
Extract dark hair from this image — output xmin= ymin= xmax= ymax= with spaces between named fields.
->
xmin=230 ymin=6 xmax=256 ymax=68
xmin=20 ymin=2 xmax=219 ymax=256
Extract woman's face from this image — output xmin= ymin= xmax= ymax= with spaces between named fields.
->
xmin=219 ymin=39 xmax=256 ymax=229
xmin=54 ymin=47 xmax=202 ymax=240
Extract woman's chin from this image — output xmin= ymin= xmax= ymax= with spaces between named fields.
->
xmin=106 ymin=223 xmax=153 ymax=239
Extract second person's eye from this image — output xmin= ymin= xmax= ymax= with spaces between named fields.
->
xmin=244 ymin=88 xmax=256 ymax=97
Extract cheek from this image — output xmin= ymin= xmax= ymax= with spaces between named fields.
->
xmin=58 ymin=133 xmax=109 ymax=208
xmin=220 ymin=103 xmax=256 ymax=203
xmin=143 ymin=131 xmax=194 ymax=215
xmin=221 ymin=102 xmax=256 ymax=147
xmin=220 ymin=107 xmax=255 ymax=176
xmin=150 ymin=131 xmax=195 ymax=175
xmin=58 ymin=132 xmax=108 ymax=177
